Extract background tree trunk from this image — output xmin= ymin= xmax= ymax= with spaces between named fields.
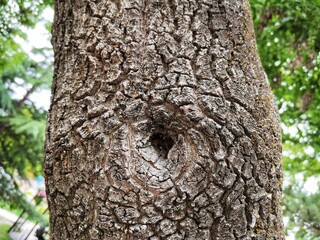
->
xmin=45 ymin=0 xmax=284 ymax=239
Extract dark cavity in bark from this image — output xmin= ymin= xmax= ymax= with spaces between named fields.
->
xmin=150 ymin=132 xmax=175 ymax=158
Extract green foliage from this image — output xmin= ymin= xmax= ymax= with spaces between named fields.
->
xmin=0 ymin=53 xmax=51 ymax=179
xmin=0 ymin=224 xmax=10 ymax=240
xmin=0 ymin=170 xmax=46 ymax=224
xmin=0 ymin=0 xmax=52 ymax=223
xmin=251 ymin=0 xmax=320 ymax=238
xmin=284 ymin=179 xmax=320 ymax=239
xmin=0 ymin=0 xmax=53 ymax=38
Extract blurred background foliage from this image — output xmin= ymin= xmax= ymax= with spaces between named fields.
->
xmin=251 ymin=0 xmax=320 ymax=238
xmin=0 ymin=0 xmax=319 ymax=238
xmin=0 ymin=0 xmax=52 ymax=222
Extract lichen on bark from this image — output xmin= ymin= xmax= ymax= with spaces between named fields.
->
xmin=45 ymin=0 xmax=284 ymax=239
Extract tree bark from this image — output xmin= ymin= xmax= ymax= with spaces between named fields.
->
xmin=45 ymin=0 xmax=284 ymax=239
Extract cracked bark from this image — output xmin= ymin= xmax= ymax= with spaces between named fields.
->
xmin=45 ymin=0 xmax=284 ymax=239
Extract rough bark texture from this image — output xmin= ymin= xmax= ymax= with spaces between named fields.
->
xmin=45 ymin=0 xmax=284 ymax=239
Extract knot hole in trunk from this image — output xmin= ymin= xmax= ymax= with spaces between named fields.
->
xmin=150 ymin=132 xmax=175 ymax=158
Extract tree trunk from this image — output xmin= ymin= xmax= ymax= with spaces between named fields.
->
xmin=45 ymin=0 xmax=284 ymax=239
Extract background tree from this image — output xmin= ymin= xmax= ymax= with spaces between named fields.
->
xmin=45 ymin=0 xmax=284 ymax=239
